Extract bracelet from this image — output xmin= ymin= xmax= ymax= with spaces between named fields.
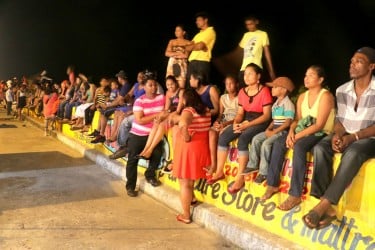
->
xmin=354 ymin=132 xmax=359 ymax=141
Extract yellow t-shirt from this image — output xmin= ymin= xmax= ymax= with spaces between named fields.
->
xmin=239 ymin=30 xmax=269 ymax=71
xmin=188 ymin=26 xmax=216 ymax=62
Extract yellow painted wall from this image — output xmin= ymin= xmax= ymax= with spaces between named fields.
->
xmin=62 ymin=112 xmax=375 ymax=250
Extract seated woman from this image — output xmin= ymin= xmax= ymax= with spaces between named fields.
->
xmin=261 ymin=65 xmax=335 ymax=211
xmin=208 ymin=63 xmax=273 ymax=192
xmin=70 ymin=79 xmax=96 ymax=130
xmin=206 ymin=74 xmax=239 ymax=178
xmin=137 ymin=75 xmax=184 ymax=163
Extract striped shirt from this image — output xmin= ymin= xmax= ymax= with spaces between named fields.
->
xmin=336 ymin=76 xmax=375 ymax=133
xmin=96 ymin=93 xmax=107 ymax=105
xmin=272 ymin=95 xmax=295 ymax=128
xmin=182 ymin=107 xmax=211 ymax=133
xmin=130 ymin=94 xmax=165 ymax=136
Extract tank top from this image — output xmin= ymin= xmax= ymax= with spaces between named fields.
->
xmin=168 ymin=88 xmax=180 ymax=112
xmin=96 ymin=92 xmax=107 ymax=105
xmin=301 ymin=89 xmax=335 ymax=134
xmin=199 ymin=85 xmax=213 ymax=109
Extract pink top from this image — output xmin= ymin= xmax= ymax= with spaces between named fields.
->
xmin=130 ymin=94 xmax=165 ymax=136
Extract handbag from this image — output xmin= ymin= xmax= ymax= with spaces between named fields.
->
xmin=295 ymin=115 xmax=324 ymax=136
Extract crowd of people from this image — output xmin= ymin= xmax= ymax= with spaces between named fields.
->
xmin=1 ymin=11 xmax=374 ymax=230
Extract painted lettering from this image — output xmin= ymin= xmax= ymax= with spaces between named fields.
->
xmin=280 ymin=206 xmax=300 ymax=234
xmin=351 ymin=233 xmax=373 ymax=250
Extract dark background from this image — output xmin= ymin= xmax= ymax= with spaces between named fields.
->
xmin=0 ymin=0 xmax=374 ymax=92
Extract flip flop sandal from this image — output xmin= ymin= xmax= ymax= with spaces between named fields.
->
xmin=302 ymin=210 xmax=321 ymax=229
xmin=317 ymin=214 xmax=337 ymax=230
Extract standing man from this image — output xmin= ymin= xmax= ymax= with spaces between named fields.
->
xmin=303 ymin=47 xmax=375 ymax=229
xmin=238 ymin=15 xmax=276 ymax=86
xmin=186 ymin=11 xmax=216 ymax=88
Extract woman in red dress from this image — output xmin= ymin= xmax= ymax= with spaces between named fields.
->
xmin=171 ymin=88 xmax=211 ymax=224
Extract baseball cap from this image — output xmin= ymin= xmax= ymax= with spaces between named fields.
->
xmin=266 ymin=76 xmax=295 ymax=92
xmin=356 ymin=47 xmax=375 ymax=63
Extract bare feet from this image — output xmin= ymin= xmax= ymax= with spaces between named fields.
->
xmin=278 ymin=195 xmax=301 ymax=211
xmin=204 ymin=166 xmax=216 ymax=177
xmin=260 ymin=186 xmax=279 ymax=201
xmin=206 ymin=173 xmax=225 ymax=185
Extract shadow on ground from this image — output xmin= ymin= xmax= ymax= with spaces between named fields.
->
xmin=0 ymin=151 xmax=92 ymax=172
xmin=0 ymin=123 xmax=17 ymax=128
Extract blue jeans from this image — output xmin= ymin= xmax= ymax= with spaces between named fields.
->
xmin=267 ymin=133 xmax=325 ymax=197
xmin=218 ymin=122 xmax=269 ymax=155
xmin=65 ymin=101 xmax=81 ymax=120
xmin=247 ymin=130 xmax=287 ymax=175
xmin=117 ymin=114 xmax=134 ymax=146
xmin=311 ymin=135 xmax=375 ymax=204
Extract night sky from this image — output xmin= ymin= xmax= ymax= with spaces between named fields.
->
xmin=0 ymin=0 xmax=374 ymax=92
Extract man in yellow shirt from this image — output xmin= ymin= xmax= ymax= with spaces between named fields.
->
xmin=186 ymin=12 xmax=216 ymax=88
xmin=238 ymin=16 xmax=276 ymax=86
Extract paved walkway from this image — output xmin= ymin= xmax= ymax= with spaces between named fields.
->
xmin=0 ymin=108 xmax=237 ymax=249
xmin=0 ymin=107 xmax=302 ymax=249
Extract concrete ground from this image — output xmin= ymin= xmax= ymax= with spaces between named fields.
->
xmin=0 ymin=108 xmax=237 ymax=249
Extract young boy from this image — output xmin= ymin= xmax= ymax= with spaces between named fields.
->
xmin=241 ymin=77 xmax=295 ymax=183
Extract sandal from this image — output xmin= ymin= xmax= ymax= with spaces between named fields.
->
xmin=106 ymin=138 xmax=117 ymax=143
xmin=191 ymin=198 xmax=198 ymax=206
xmin=317 ymin=214 xmax=337 ymax=230
xmin=176 ymin=214 xmax=191 ymax=224
xmin=302 ymin=210 xmax=337 ymax=229
xmin=260 ymin=186 xmax=279 ymax=201
xmin=227 ymin=182 xmax=245 ymax=195
xmin=161 ymin=160 xmax=173 ymax=174
xmin=278 ymin=196 xmax=301 ymax=211
xmin=302 ymin=210 xmax=321 ymax=229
